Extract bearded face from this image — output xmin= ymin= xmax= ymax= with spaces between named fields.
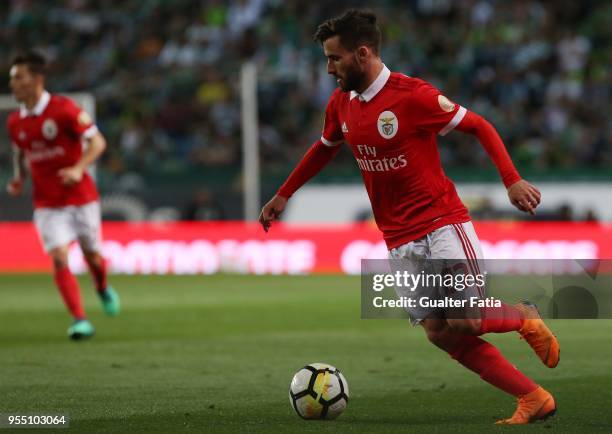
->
xmin=337 ymin=55 xmax=366 ymax=92
xmin=323 ymin=36 xmax=368 ymax=93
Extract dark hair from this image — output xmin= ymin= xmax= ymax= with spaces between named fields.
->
xmin=313 ymin=9 xmax=381 ymax=55
xmin=11 ymin=51 xmax=47 ymax=76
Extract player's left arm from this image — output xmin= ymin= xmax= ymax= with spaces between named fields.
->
xmin=454 ymin=111 xmax=541 ymax=215
xmin=57 ymin=100 xmax=107 ymax=186
xmin=412 ymin=82 xmax=541 ymax=215
xmin=58 ymin=131 xmax=107 ymax=185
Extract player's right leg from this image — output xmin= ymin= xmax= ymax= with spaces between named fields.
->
xmin=34 ymin=207 xmax=94 ymax=340
xmin=49 ymin=245 xmax=95 ymax=340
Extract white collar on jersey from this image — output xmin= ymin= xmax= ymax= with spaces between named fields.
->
xmin=19 ymin=90 xmax=51 ymax=118
xmin=350 ymin=64 xmax=391 ymax=102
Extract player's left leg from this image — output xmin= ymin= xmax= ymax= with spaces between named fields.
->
xmin=423 ymin=318 xmax=538 ymax=397
xmin=445 ymin=222 xmax=559 ymax=368
xmin=75 ymin=201 xmax=120 ymax=317
xmin=81 ymin=248 xmax=106 ymax=292
xmin=443 ymin=223 xmax=524 ymax=333
xmin=427 ymin=222 xmax=558 ymax=423
xmin=82 ymin=248 xmax=120 ymax=316
xmin=422 ymin=318 xmax=556 ymax=424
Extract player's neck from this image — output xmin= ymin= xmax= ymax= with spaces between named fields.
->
xmin=23 ymin=89 xmax=44 ymax=111
xmin=356 ymin=60 xmax=384 ymax=94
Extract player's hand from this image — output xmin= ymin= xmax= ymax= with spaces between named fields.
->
xmin=58 ymin=166 xmax=84 ymax=186
xmin=507 ymin=179 xmax=541 ymax=215
xmin=259 ymin=194 xmax=288 ymax=233
xmin=6 ymin=178 xmax=23 ymax=196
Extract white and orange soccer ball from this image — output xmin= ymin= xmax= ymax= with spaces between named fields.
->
xmin=289 ymin=363 xmax=349 ymax=420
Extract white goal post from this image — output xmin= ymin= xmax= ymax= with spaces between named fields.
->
xmin=240 ymin=62 xmax=260 ymax=222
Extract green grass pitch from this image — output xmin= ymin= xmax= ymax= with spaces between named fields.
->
xmin=0 ymin=274 xmax=611 ymax=433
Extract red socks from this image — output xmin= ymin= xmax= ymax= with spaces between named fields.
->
xmin=54 ymin=256 xmax=107 ymax=319
xmin=438 ymin=303 xmax=533 ymax=397
xmin=450 ymin=335 xmax=537 ymax=396
xmin=479 ymin=303 xmax=524 ymax=334
xmin=86 ymin=256 xmax=108 ymax=293
xmin=54 ymin=266 xmax=85 ymax=319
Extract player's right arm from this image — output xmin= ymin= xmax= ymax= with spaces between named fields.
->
xmin=6 ymin=113 xmax=27 ymax=196
xmin=259 ymin=91 xmax=344 ymax=232
xmin=7 ymin=145 xmax=27 ymax=196
xmin=259 ymin=140 xmax=342 ymax=232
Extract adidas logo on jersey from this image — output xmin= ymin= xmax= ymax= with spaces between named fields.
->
xmin=342 ymin=122 xmax=348 ymax=133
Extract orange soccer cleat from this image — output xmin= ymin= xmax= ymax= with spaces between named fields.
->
xmin=496 ymin=386 xmax=556 ymax=424
xmin=515 ymin=301 xmax=560 ymax=368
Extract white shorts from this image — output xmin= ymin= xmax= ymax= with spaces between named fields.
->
xmin=33 ymin=201 xmax=102 ymax=252
xmin=388 ymin=221 xmax=486 ymax=325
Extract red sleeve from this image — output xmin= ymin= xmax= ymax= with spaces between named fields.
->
xmin=277 ymin=140 xmax=342 ymax=198
xmin=320 ymin=90 xmax=344 ymax=146
xmin=455 ymin=110 xmax=521 ymax=188
xmin=411 ymin=81 xmax=466 ymax=135
xmin=61 ymin=98 xmax=97 ymax=139
xmin=277 ymin=91 xmax=344 ymax=198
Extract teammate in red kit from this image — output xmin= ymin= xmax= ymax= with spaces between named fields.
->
xmin=259 ymin=10 xmax=559 ymax=424
xmin=6 ymin=51 xmax=120 ymax=340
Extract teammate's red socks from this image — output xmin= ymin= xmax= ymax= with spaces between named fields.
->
xmin=450 ymin=335 xmax=537 ymax=396
xmin=54 ymin=266 xmax=85 ymax=319
xmin=86 ymin=256 xmax=107 ymax=293
xmin=479 ymin=303 xmax=524 ymax=334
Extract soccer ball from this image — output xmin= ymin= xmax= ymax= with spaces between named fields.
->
xmin=289 ymin=362 xmax=349 ymax=420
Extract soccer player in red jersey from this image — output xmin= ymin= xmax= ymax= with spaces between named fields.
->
xmin=260 ymin=10 xmax=559 ymax=424
xmin=6 ymin=51 xmax=120 ymax=340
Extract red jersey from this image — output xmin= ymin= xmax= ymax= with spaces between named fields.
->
xmin=321 ymin=66 xmax=470 ymax=249
xmin=7 ymin=91 xmax=100 ymax=208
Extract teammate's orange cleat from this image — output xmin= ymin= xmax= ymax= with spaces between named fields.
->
xmin=515 ymin=301 xmax=560 ymax=368
xmin=496 ymin=386 xmax=556 ymax=424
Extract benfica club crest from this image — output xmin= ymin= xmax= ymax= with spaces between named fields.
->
xmin=42 ymin=119 xmax=58 ymax=140
xmin=377 ymin=111 xmax=398 ymax=139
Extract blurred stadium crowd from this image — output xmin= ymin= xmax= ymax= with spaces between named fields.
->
xmin=0 ymin=0 xmax=610 ymax=220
